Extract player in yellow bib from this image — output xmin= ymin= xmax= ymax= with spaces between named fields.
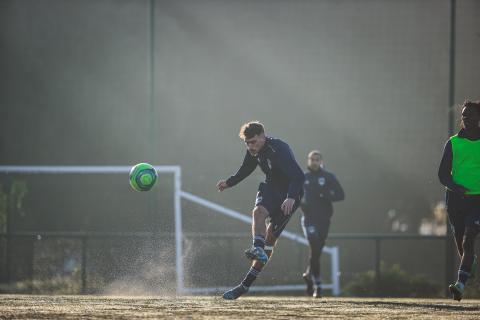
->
xmin=438 ymin=100 xmax=480 ymax=301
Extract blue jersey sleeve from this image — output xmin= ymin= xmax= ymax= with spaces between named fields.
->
xmin=276 ymin=143 xmax=305 ymax=199
xmin=326 ymin=173 xmax=345 ymax=202
xmin=226 ymin=151 xmax=258 ymax=187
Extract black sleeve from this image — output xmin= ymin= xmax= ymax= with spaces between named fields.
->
xmin=326 ymin=173 xmax=345 ymax=202
xmin=276 ymin=144 xmax=305 ymax=199
xmin=226 ymin=151 xmax=258 ymax=187
xmin=438 ymin=140 xmax=463 ymax=194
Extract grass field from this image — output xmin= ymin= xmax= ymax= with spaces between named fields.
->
xmin=1 ymin=295 xmax=480 ymax=319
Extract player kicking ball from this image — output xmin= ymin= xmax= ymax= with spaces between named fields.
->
xmin=438 ymin=100 xmax=480 ymax=301
xmin=217 ymin=121 xmax=305 ymax=300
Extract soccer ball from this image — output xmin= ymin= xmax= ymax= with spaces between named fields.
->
xmin=129 ymin=163 xmax=157 ymax=191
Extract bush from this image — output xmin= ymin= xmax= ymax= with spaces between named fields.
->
xmin=0 ymin=269 xmax=81 ymax=295
xmin=344 ymin=263 xmax=442 ymax=297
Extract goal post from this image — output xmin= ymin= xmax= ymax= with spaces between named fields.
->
xmin=0 ymin=165 xmax=340 ymax=296
xmin=0 ymin=165 xmax=183 ymax=292
xmin=180 ymin=191 xmax=340 ymax=295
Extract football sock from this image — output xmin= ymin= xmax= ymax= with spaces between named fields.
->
xmin=253 ymin=235 xmax=265 ymax=249
xmin=242 ymin=266 xmax=261 ymax=288
xmin=458 ymin=265 xmax=471 ymax=285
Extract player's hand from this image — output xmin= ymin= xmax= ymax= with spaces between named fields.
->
xmin=216 ymin=180 xmax=229 ymax=192
xmin=281 ymin=198 xmax=295 ymax=216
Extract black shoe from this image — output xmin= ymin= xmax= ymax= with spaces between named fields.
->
xmin=223 ymin=284 xmax=249 ymax=300
xmin=448 ymin=282 xmax=464 ymax=301
xmin=302 ymin=273 xmax=313 ymax=296
xmin=313 ymin=285 xmax=322 ymax=298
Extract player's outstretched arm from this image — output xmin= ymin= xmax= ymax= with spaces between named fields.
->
xmin=224 ymin=151 xmax=258 ymax=188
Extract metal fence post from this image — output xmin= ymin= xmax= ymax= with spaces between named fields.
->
xmin=375 ymin=238 xmax=381 ymax=286
xmin=81 ymin=235 xmax=87 ymax=294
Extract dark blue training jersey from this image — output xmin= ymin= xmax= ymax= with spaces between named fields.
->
xmin=301 ymin=167 xmax=344 ymax=224
xmin=226 ymin=137 xmax=305 ymax=199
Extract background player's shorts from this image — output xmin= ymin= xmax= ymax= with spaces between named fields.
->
xmin=301 ymin=216 xmax=331 ymax=239
xmin=301 ymin=215 xmax=331 ymax=251
xmin=255 ymin=182 xmax=303 ymax=238
xmin=446 ymin=190 xmax=480 ymax=234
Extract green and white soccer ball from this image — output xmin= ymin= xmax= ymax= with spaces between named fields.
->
xmin=129 ymin=163 xmax=157 ymax=191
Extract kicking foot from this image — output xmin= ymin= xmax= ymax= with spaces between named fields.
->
xmin=222 ymin=284 xmax=249 ymax=300
xmin=302 ymin=273 xmax=313 ymax=296
xmin=449 ymin=282 xmax=464 ymax=301
xmin=313 ymin=285 xmax=322 ymax=298
xmin=244 ymin=246 xmax=269 ymax=264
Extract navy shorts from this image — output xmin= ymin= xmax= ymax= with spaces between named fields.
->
xmin=301 ymin=216 xmax=331 ymax=254
xmin=301 ymin=216 xmax=331 ymax=241
xmin=255 ymin=182 xmax=302 ymax=238
xmin=446 ymin=190 xmax=480 ymax=234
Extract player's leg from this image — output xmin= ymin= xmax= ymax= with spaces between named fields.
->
xmin=242 ymin=224 xmax=278 ymax=288
xmin=244 ymin=183 xmax=273 ymax=263
xmin=223 ymin=185 xmax=273 ymax=300
xmin=301 ymin=217 xmax=314 ymax=296
xmin=223 ymin=188 xmax=299 ymax=300
xmin=449 ymin=200 xmax=479 ymax=301
xmin=244 ymin=195 xmax=299 ymax=286
xmin=302 ymin=225 xmax=319 ymax=296
xmin=446 ymin=191 xmax=465 ymax=257
xmin=303 ymin=222 xmax=329 ymax=298
xmin=312 ymin=222 xmax=329 ymax=298
xmin=447 ymin=218 xmax=467 ymax=300
xmin=450 ymin=226 xmax=478 ymax=301
xmin=453 ymin=231 xmax=465 ymax=258
xmin=463 ymin=199 xmax=480 ymax=280
xmin=244 ymin=205 xmax=270 ymax=263
xmin=253 ymin=223 xmax=278 ymax=268
xmin=223 ymin=224 xmax=277 ymax=300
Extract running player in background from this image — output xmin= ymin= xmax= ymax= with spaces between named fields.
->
xmin=216 ymin=121 xmax=305 ymax=300
xmin=300 ymin=150 xmax=344 ymax=298
xmin=438 ymin=100 xmax=480 ymax=301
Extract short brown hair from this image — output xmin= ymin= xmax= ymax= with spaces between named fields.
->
xmin=308 ymin=150 xmax=323 ymax=160
xmin=239 ymin=121 xmax=265 ymax=140
xmin=463 ymin=100 xmax=480 ymax=113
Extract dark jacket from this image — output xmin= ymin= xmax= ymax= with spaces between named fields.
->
xmin=301 ymin=167 xmax=344 ymax=224
xmin=226 ymin=136 xmax=305 ymax=199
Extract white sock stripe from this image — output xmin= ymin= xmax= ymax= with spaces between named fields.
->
xmin=264 ymin=246 xmax=274 ymax=251
xmin=249 ymin=268 xmax=260 ymax=276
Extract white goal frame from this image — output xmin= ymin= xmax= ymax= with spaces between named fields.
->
xmin=0 ymin=165 xmax=340 ymax=295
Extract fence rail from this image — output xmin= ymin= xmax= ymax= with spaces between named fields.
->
xmin=0 ymin=232 xmax=462 ymax=296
